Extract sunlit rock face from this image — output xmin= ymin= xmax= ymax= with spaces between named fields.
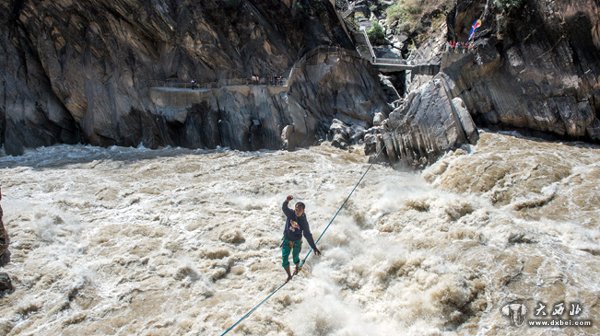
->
xmin=446 ymin=0 xmax=600 ymax=141
xmin=373 ymin=0 xmax=599 ymax=166
xmin=0 ymin=0 xmax=389 ymax=154
xmin=382 ymin=73 xmax=479 ymax=168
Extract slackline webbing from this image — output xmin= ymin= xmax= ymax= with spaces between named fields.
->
xmin=219 ymin=149 xmax=382 ymax=335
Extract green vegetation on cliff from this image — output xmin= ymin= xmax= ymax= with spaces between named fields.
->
xmin=367 ymin=21 xmax=386 ymax=45
xmin=385 ymin=0 xmax=451 ymax=33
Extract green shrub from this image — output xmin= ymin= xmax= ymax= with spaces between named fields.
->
xmin=385 ymin=0 xmax=423 ymax=31
xmin=385 ymin=0 xmax=453 ymax=34
xmin=386 ymin=2 xmax=407 ymax=25
xmin=367 ymin=21 xmax=386 ymax=45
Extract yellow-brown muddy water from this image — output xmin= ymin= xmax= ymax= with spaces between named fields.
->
xmin=0 ymin=131 xmax=598 ymax=335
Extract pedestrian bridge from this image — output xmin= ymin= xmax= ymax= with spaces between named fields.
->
xmin=352 ymin=24 xmax=439 ymax=75
xmin=372 ymin=58 xmax=440 ymax=75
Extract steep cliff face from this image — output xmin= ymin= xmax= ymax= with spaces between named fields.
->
xmin=447 ymin=0 xmax=600 ymax=140
xmin=148 ymin=47 xmax=386 ymax=151
xmin=370 ymin=0 xmax=600 ymax=166
xmin=0 ymin=0 xmax=388 ymax=154
xmin=383 ymin=72 xmax=479 ymax=168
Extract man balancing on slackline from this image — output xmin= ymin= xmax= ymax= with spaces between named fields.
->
xmin=281 ymin=195 xmax=321 ymax=282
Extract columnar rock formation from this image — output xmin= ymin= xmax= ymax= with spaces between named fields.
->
xmin=383 ymin=73 xmax=478 ymax=168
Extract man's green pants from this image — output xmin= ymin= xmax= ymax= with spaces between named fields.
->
xmin=282 ymin=237 xmax=302 ymax=268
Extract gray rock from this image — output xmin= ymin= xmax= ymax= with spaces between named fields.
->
xmin=281 ymin=125 xmax=295 ymax=150
xmin=0 ymin=272 xmax=12 ymax=292
xmin=363 ymin=133 xmax=378 ymax=155
xmin=373 ymin=112 xmax=385 ymax=126
xmin=363 ymin=125 xmax=383 ymax=156
xmin=452 ymin=97 xmax=478 ymax=144
xmin=0 ymin=1 xmax=389 ymax=154
xmin=329 ymin=118 xmax=369 ymax=149
xmin=330 ymin=119 xmax=351 ymax=149
xmin=0 ymin=199 xmax=8 ymax=267
xmin=443 ymin=0 xmax=600 ymax=142
xmin=332 ymin=133 xmax=349 ymax=149
xmin=350 ymin=125 xmax=367 ymax=143
xmin=380 ymin=73 xmax=478 ymax=168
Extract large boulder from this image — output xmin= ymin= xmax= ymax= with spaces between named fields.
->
xmin=329 ymin=118 xmax=366 ymax=149
xmin=0 ymin=273 xmax=12 ymax=292
xmin=380 ymin=72 xmax=478 ymax=168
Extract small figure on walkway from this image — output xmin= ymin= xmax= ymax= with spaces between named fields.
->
xmin=448 ymin=40 xmax=457 ymax=52
xmin=281 ymin=195 xmax=320 ymax=282
xmin=190 ymin=79 xmax=198 ymax=89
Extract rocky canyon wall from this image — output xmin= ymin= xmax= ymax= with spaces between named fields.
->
xmin=375 ymin=0 xmax=600 ymax=167
xmin=447 ymin=0 xmax=600 ymax=141
xmin=0 ymin=0 xmax=389 ymax=154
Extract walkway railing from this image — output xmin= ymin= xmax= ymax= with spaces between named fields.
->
xmin=375 ymin=57 xmax=408 ymax=65
xmin=358 ymin=26 xmax=378 ymax=64
xmin=149 ymin=76 xmax=288 ymax=89
xmin=150 ymin=46 xmax=367 ymax=91
xmin=353 ymin=25 xmax=439 ymax=73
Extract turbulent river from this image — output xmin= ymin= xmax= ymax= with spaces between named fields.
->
xmin=0 ymin=131 xmax=598 ymax=336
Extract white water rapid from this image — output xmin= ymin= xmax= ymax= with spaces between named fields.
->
xmin=0 ymin=131 xmax=598 ymax=335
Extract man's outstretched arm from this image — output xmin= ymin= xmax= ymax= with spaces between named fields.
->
xmin=282 ymin=195 xmax=295 ymax=217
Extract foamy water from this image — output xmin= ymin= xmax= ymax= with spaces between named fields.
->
xmin=0 ymin=131 xmax=598 ymax=336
